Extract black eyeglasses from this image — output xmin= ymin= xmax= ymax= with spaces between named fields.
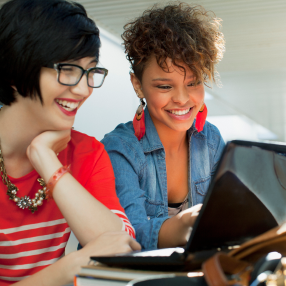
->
xmin=47 ymin=63 xmax=108 ymax=88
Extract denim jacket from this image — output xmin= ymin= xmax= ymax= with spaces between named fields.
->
xmin=101 ymin=107 xmax=225 ymax=250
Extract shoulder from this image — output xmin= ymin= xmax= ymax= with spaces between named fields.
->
xmin=70 ymin=129 xmax=104 ymax=154
xmin=101 ymin=121 xmax=146 ymax=168
xmin=60 ymin=130 xmax=109 ymax=184
xmin=193 ymin=121 xmax=224 ymax=151
xmin=102 ymin=121 xmax=142 ymax=153
xmin=61 ymin=130 xmax=105 ymax=165
xmin=202 ymin=121 xmax=223 ymax=141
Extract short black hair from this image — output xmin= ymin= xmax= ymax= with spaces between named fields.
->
xmin=0 ymin=0 xmax=100 ymax=105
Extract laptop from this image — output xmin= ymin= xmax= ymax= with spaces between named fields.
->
xmin=92 ymin=140 xmax=286 ymax=271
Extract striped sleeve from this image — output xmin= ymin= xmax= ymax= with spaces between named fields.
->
xmin=111 ymin=210 xmax=135 ymax=238
xmin=83 ymin=141 xmax=136 ymax=239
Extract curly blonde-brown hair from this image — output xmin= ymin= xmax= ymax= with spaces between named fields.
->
xmin=122 ymin=2 xmax=225 ymax=85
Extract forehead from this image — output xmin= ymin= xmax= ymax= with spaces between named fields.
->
xmin=143 ymin=55 xmax=195 ymax=79
xmin=65 ymin=56 xmax=97 ymax=66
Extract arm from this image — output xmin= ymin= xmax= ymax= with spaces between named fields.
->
xmin=210 ymin=127 xmax=225 ymax=177
xmin=158 ymin=204 xmax=201 ymax=248
xmin=27 ymin=130 xmax=125 ymax=246
xmin=103 ymin=138 xmax=167 ymax=250
xmin=13 ymin=232 xmax=140 ymax=286
xmin=103 ymin=136 xmax=201 ymax=249
xmin=16 ymin=130 xmax=141 ymax=286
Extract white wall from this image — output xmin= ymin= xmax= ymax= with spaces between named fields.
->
xmin=67 ymin=28 xmax=139 ymax=254
xmin=73 ymin=28 xmax=138 ymax=140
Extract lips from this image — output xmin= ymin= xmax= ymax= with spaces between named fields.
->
xmin=167 ymin=108 xmax=191 ymax=116
xmin=166 ymin=107 xmax=193 ymax=121
xmin=55 ymin=98 xmax=80 ymax=116
xmin=55 ymin=99 xmax=80 ymax=111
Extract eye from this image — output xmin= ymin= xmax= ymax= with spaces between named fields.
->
xmin=60 ymin=66 xmax=77 ymax=73
xmin=89 ymin=69 xmax=97 ymax=75
xmin=188 ymin=81 xmax=202 ymax=87
xmin=157 ymin=85 xmax=172 ymax=90
xmin=61 ymin=67 xmax=74 ymax=72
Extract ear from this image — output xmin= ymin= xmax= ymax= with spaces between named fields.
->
xmin=130 ymin=73 xmax=144 ymax=98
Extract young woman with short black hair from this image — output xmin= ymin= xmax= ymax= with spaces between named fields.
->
xmin=0 ymin=0 xmax=140 ymax=285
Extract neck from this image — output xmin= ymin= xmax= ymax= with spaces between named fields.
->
xmin=0 ymin=104 xmax=44 ymax=159
xmin=152 ymin=118 xmax=188 ymax=154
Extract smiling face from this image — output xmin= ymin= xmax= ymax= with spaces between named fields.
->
xmin=132 ymin=55 xmax=205 ymax=135
xmin=16 ymin=57 xmax=95 ymax=131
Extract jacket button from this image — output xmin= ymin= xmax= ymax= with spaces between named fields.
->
xmin=147 ymin=216 xmax=150 ymax=220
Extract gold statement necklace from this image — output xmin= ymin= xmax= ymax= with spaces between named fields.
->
xmin=0 ymin=141 xmax=47 ymax=213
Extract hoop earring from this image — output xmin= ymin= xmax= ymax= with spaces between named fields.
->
xmin=133 ymin=96 xmax=146 ymax=141
xmin=195 ymin=103 xmax=207 ymax=132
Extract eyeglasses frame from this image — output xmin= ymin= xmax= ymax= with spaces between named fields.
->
xmin=47 ymin=63 xmax=108 ymax=88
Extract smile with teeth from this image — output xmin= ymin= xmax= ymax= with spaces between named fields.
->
xmin=55 ymin=99 xmax=80 ymax=111
xmin=167 ymin=108 xmax=191 ymax=116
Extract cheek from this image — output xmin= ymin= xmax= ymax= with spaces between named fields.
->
xmin=144 ymin=91 xmax=168 ymax=110
xmin=78 ymin=90 xmax=92 ymax=109
xmin=191 ymin=87 xmax=205 ymax=104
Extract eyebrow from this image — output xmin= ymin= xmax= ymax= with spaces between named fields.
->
xmin=67 ymin=58 xmax=97 ymax=65
xmin=152 ymin=76 xmax=195 ymax=82
xmin=152 ymin=78 xmax=172 ymax=82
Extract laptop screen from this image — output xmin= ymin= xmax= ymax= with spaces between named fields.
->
xmin=187 ymin=140 xmax=286 ymax=253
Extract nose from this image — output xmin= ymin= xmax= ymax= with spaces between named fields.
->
xmin=172 ymin=86 xmax=189 ymax=105
xmin=70 ymin=73 xmax=91 ymax=98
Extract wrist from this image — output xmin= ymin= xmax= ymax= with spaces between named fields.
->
xmin=45 ymin=165 xmax=71 ymax=200
xmin=29 ymin=146 xmax=62 ymax=182
xmin=61 ymin=251 xmax=85 ymax=281
xmin=68 ymin=249 xmax=90 ymax=276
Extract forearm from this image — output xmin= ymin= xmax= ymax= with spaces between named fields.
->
xmin=157 ymin=205 xmax=201 ymax=248
xmin=158 ymin=215 xmax=191 ymax=248
xmin=53 ymin=173 xmax=123 ymax=245
xmin=31 ymin=148 xmax=123 ymax=246
xmin=13 ymin=252 xmax=81 ymax=286
xmin=13 ymin=232 xmax=141 ymax=286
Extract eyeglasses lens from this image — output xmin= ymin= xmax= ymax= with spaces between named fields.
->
xmin=88 ymin=69 xmax=106 ymax=88
xmin=58 ymin=65 xmax=106 ymax=88
xmin=59 ymin=66 xmax=82 ymax=86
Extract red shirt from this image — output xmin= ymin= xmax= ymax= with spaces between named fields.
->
xmin=0 ymin=130 xmax=135 ymax=285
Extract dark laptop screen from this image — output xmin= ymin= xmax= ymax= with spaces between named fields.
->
xmin=187 ymin=141 xmax=286 ymax=253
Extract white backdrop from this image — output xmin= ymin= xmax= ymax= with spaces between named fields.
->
xmin=67 ymin=28 xmax=139 ymax=254
xmin=73 ymin=28 xmax=138 ymax=141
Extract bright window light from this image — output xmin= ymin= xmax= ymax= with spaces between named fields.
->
xmin=207 ymin=115 xmax=277 ymax=142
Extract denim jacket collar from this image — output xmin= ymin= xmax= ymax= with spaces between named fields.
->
xmin=141 ymin=107 xmax=163 ymax=154
xmin=141 ymin=106 xmax=206 ymax=154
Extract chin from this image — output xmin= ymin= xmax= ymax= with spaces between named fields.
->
xmin=51 ymin=121 xmax=74 ymax=131
xmin=167 ymin=124 xmax=191 ymax=133
xmin=169 ymin=121 xmax=195 ymax=132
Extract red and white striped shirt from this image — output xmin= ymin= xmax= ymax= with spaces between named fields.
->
xmin=0 ymin=131 xmax=135 ymax=285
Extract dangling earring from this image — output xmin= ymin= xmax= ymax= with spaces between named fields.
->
xmin=133 ymin=92 xmax=146 ymax=141
xmin=195 ymin=103 xmax=207 ymax=132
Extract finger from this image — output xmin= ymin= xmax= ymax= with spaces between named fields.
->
xmin=191 ymin=203 xmax=202 ymax=212
xmin=129 ymin=238 xmax=141 ymax=251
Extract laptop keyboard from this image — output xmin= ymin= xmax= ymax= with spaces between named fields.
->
xmin=131 ymin=247 xmax=185 ymax=257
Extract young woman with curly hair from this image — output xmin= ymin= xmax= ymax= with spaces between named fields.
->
xmin=102 ymin=3 xmax=225 ymax=250
xmin=0 ymin=0 xmax=141 ymax=285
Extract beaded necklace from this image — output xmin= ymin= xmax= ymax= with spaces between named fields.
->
xmin=0 ymin=141 xmax=47 ymax=213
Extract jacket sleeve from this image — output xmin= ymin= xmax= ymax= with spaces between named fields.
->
xmin=209 ymin=125 xmax=225 ymax=177
xmin=102 ymin=135 xmax=168 ymax=250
